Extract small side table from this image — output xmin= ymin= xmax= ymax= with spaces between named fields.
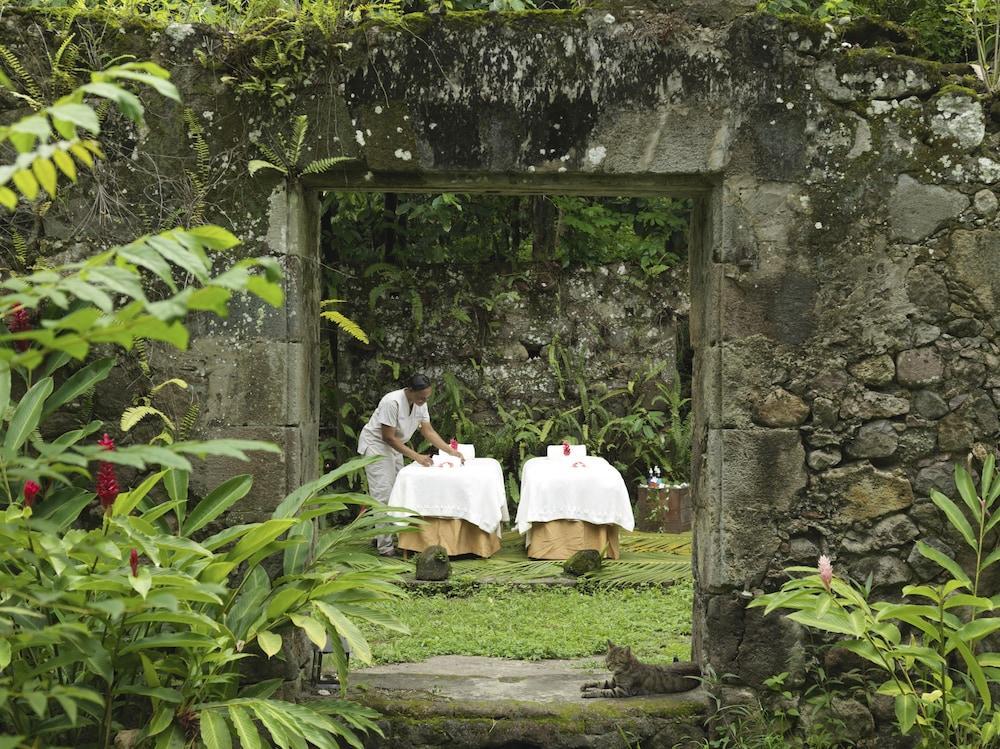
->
xmin=634 ymin=484 xmax=691 ymax=533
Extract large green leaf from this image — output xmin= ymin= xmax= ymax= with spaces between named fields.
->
xmin=915 ymin=541 xmax=971 ymax=585
xmin=0 ymin=364 xmax=10 ymax=418
xmin=3 ymin=377 xmax=54 ymax=456
xmin=42 ymin=357 xmax=114 ymax=417
xmin=225 ymin=519 xmax=297 ymax=565
xmin=113 ymin=470 xmax=167 ymax=517
xmin=32 ymin=488 xmax=95 ymax=531
xmin=314 ymin=601 xmax=372 ymax=665
xmin=228 ymin=705 xmax=262 ymax=749
xmin=283 ymin=519 xmax=314 ymax=576
xmin=895 ymin=693 xmax=917 ymax=734
xmin=272 ymin=455 xmax=377 ymax=519
xmin=200 ymin=710 xmax=233 ymax=749
xmin=930 ymin=489 xmax=977 ymax=550
xmin=184 ymin=474 xmax=253 ymax=535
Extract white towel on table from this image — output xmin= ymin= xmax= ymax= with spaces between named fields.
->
xmin=515 ymin=456 xmax=634 ymax=534
xmin=389 ymin=457 xmax=509 ymax=535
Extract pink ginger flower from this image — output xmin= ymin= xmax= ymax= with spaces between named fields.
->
xmin=7 ymin=304 xmax=31 ymax=352
xmin=562 ymin=440 xmax=571 ymax=456
xmin=449 ymin=438 xmax=458 ymax=450
xmin=818 ymin=555 xmax=833 ymax=592
xmin=96 ymin=434 xmax=119 ymax=511
xmin=23 ymin=480 xmax=40 ymax=507
xmin=129 ymin=548 xmax=139 ymax=577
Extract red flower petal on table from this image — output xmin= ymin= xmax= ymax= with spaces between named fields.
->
xmin=449 ymin=438 xmax=458 ymax=450
xmin=562 ymin=440 xmax=570 ymax=456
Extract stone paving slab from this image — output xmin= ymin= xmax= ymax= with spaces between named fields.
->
xmin=317 ymin=656 xmax=710 ymax=748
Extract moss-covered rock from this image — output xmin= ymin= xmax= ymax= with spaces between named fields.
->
xmin=563 ymin=549 xmax=602 ymax=576
xmin=415 ymin=545 xmax=451 ymax=581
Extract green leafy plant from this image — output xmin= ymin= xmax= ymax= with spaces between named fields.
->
xmin=750 ymin=453 xmax=1000 ymax=747
xmin=0 ymin=59 xmax=411 ymax=748
xmin=949 ymin=0 xmax=1000 ymax=90
xmin=248 ymin=114 xmax=354 ymax=179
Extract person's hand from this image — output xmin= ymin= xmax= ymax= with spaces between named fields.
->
xmin=416 ymin=454 xmax=433 ymax=467
xmin=447 ymin=448 xmax=466 ymax=464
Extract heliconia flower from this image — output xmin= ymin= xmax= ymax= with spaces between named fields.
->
xmin=449 ymin=438 xmax=458 ymax=450
xmin=129 ymin=548 xmax=139 ymax=577
xmin=7 ymin=304 xmax=31 ymax=352
xmin=818 ymin=555 xmax=833 ymax=592
xmin=562 ymin=440 xmax=571 ymax=456
xmin=23 ymin=480 xmax=40 ymax=508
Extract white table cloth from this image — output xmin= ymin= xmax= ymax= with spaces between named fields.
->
xmin=515 ymin=456 xmax=635 ymax=534
xmin=389 ymin=457 xmax=509 ymax=535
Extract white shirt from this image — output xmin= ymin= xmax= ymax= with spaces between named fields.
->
xmin=357 ymin=389 xmax=430 ymax=457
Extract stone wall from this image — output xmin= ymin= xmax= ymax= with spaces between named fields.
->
xmin=2 ymin=2 xmax=999 ymax=710
xmin=329 ymin=259 xmax=689 ymax=433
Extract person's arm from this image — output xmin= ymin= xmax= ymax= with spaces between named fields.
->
xmin=419 ymin=422 xmax=465 ymax=463
xmin=380 ymin=424 xmax=433 ymax=466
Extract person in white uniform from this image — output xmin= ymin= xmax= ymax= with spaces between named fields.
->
xmin=357 ymin=373 xmax=465 ymax=555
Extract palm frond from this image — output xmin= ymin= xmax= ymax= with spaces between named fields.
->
xmin=620 ymin=531 xmax=692 ymax=555
xmin=583 ymin=560 xmax=691 ymax=587
xmin=450 ymin=559 xmax=565 ymax=583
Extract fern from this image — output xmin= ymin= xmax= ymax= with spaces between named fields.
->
xmin=289 ymin=113 xmax=308 ymax=166
xmin=300 ymin=156 xmax=354 ymax=175
xmin=133 ymin=337 xmax=151 ymax=377
xmin=121 ymin=405 xmax=175 ymax=433
xmin=11 ymin=228 xmax=27 ymax=267
xmin=321 ymin=309 xmax=369 ymax=344
xmin=177 ymin=402 xmax=200 ymax=441
xmin=0 ymin=44 xmax=43 ymax=108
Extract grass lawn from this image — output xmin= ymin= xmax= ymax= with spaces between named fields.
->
xmin=357 ymin=579 xmax=694 ymax=665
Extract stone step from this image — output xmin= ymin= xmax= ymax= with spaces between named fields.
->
xmin=314 ymin=656 xmax=709 ymax=749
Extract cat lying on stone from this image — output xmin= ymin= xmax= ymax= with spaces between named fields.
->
xmin=580 ymin=640 xmax=700 ymax=698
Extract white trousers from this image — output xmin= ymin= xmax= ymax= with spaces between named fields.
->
xmin=363 ymin=449 xmax=403 ymax=554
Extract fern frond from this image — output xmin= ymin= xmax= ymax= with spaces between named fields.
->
xmin=321 ymin=309 xmax=369 ymax=344
xmin=289 ymin=114 xmax=308 ymax=166
xmin=255 ymin=141 xmax=285 ymax=169
xmin=177 ymin=402 xmax=200 ymax=441
xmin=0 ymin=44 xmax=43 ymax=108
xmin=182 ymin=108 xmax=211 ymax=179
xmin=12 ymin=228 xmax=27 ymax=267
xmin=149 ymin=378 xmax=189 ymax=396
xmin=121 ymin=405 xmax=175 ymax=433
xmin=248 ymin=159 xmax=287 ymax=177
xmin=133 ymin=337 xmax=151 ymax=377
xmin=409 ymin=289 xmax=423 ymax=329
xmin=300 ymin=156 xmax=354 ymax=175
xmin=320 ymin=298 xmax=346 ymax=306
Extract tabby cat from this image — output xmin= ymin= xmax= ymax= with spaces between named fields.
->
xmin=580 ymin=640 xmax=700 ymax=698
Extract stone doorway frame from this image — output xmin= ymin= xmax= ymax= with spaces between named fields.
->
xmin=275 ymin=169 xmax=723 ymax=668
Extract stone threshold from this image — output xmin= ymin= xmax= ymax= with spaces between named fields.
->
xmin=312 ymin=656 xmax=709 ymax=748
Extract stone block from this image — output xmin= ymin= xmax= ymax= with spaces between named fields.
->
xmin=888 ymin=175 xmax=968 ymax=243
xmin=840 ymin=391 xmax=910 ymax=420
xmin=948 ymin=230 xmax=1000 ymax=314
xmin=188 ymin=426 xmax=313 ymax=521
xmin=896 ymin=347 xmax=943 ymax=388
xmin=846 ymin=419 xmax=898 ymax=459
xmin=698 ymin=428 xmax=806 ymax=589
xmin=817 ymin=464 xmax=914 ymax=523
xmin=752 ymin=387 xmax=810 ymax=427
xmin=849 ymin=354 xmax=895 ymax=387
xmin=911 ymin=390 xmax=949 ymax=420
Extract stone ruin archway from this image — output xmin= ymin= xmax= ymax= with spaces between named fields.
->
xmin=6 ymin=0 xmax=999 ymax=691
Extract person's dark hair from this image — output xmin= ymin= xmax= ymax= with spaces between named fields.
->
xmin=406 ymin=373 xmax=432 ymax=391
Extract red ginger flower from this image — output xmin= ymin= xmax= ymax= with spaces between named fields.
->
xmin=23 ymin=480 xmax=40 ymax=507
xmin=449 ymin=438 xmax=458 ymax=450
xmin=7 ymin=304 xmax=31 ymax=352
xmin=96 ymin=433 xmax=119 ymax=511
xmin=129 ymin=548 xmax=139 ymax=577
xmin=562 ymin=440 xmax=571 ymax=456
